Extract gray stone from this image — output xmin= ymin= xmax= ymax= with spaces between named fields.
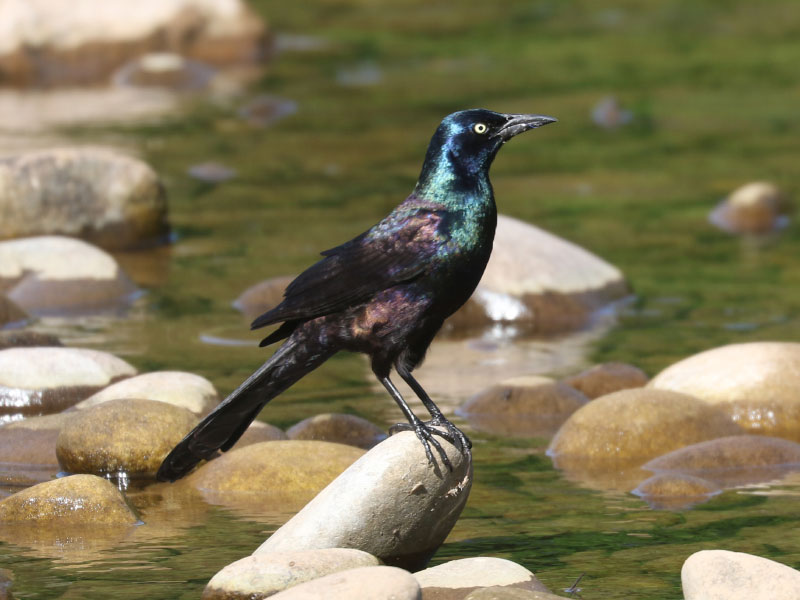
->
xmin=255 ymin=430 xmax=472 ymax=571
xmin=286 ymin=413 xmax=387 ymax=449
xmin=268 ymin=566 xmax=420 ymax=600
xmin=415 ymin=557 xmax=550 ymax=599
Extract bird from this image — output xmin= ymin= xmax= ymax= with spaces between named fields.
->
xmin=157 ymin=108 xmax=557 ymax=482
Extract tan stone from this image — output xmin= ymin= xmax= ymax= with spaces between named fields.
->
xmin=236 ymin=420 xmax=288 ymax=447
xmin=562 ymin=362 xmax=648 ymax=399
xmin=0 ymin=295 xmax=26 ymax=327
xmin=268 ymin=566 xmax=420 ymax=600
xmin=415 ymin=557 xmax=549 ymax=599
xmin=0 ymin=330 xmax=61 ymax=349
xmin=465 ymin=588 xmax=565 ymax=600
xmin=709 ymin=182 xmax=788 ymax=235
xmin=286 ymin=413 xmax=386 ymax=449
xmin=632 ymin=473 xmax=721 ymax=509
xmin=232 ymin=275 xmax=295 ymax=321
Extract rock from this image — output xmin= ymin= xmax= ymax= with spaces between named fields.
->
xmin=0 ymin=346 xmax=137 ymax=420
xmin=465 ymin=588 xmax=565 ymax=600
xmin=238 ymin=96 xmax=298 ymax=128
xmin=415 ymin=557 xmax=550 ymax=599
xmin=562 ymin=362 xmax=648 ymax=399
xmin=74 ymin=371 xmax=219 ymax=416
xmin=185 ymin=441 xmax=364 ymax=514
xmin=56 ymin=399 xmax=198 ymax=478
xmin=591 ymin=96 xmax=633 ymax=129
xmin=112 ymin=52 xmax=216 ymax=91
xmin=0 ymin=236 xmax=140 ymax=315
xmin=286 ymin=413 xmax=387 ymax=449
xmin=236 ymin=420 xmax=288 ymax=446
xmin=0 ymin=474 xmax=138 ymax=525
xmin=202 ymin=548 xmax=380 ymax=600
xmin=232 ymin=275 xmax=295 ymax=320
xmin=4 ymin=412 xmax=73 ymax=431
xmin=256 ymin=430 xmax=472 ymax=571
xmin=709 ymin=182 xmax=789 ymax=235
xmin=188 ymin=161 xmax=237 ymax=183
xmin=0 ymin=147 xmax=168 ymax=250
xmin=632 ymin=473 xmax=721 ymax=510
xmin=0 ymin=295 xmax=26 ymax=327
xmin=0 ymin=425 xmax=61 ymax=489
xmin=445 ymin=215 xmax=627 ymax=334
xmin=0 ymin=0 xmax=269 ymax=87
xmin=682 ymin=549 xmax=800 ymax=600
xmin=268 ymin=566 xmax=420 ymax=600
xmin=0 ymin=330 xmax=61 ymax=349
xmin=649 ymin=342 xmax=800 ymax=441
xmin=548 ymin=388 xmax=742 ymax=471
xmin=458 ymin=376 xmax=588 ymax=437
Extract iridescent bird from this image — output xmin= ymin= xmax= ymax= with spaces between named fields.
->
xmin=157 ymin=109 xmax=556 ymax=482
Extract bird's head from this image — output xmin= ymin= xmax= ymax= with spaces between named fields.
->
xmin=418 ymin=109 xmax=557 ymax=191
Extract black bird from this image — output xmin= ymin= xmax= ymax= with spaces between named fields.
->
xmin=157 ymin=109 xmax=556 ymax=482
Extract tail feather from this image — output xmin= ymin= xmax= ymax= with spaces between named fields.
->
xmin=156 ymin=336 xmax=333 ymax=482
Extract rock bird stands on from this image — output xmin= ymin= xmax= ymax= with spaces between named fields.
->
xmin=157 ymin=109 xmax=556 ymax=482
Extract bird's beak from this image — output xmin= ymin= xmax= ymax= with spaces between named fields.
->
xmin=495 ymin=113 xmax=558 ymax=142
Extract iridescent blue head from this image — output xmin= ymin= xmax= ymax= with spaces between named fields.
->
xmin=417 ymin=108 xmax=557 ymax=194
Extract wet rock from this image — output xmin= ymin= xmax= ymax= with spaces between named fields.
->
xmin=268 ymin=566 xmax=420 ymax=600
xmin=458 ymin=376 xmax=588 ymax=437
xmin=74 ymin=371 xmax=219 ymax=416
xmin=0 ymin=330 xmax=61 ymax=349
xmin=682 ymin=549 xmax=800 ymax=600
xmin=0 ymin=0 xmax=269 ymax=87
xmin=0 ymin=474 xmax=138 ymax=525
xmin=56 ymin=399 xmax=198 ymax=478
xmin=465 ymin=588 xmax=567 ymax=600
xmin=415 ymin=557 xmax=550 ymax=599
xmin=0 ymin=346 xmax=137 ymax=420
xmin=591 ymin=96 xmax=633 ymax=129
xmin=548 ymin=388 xmax=742 ymax=471
xmin=255 ymin=430 xmax=472 ymax=571
xmin=236 ymin=420 xmax=288 ymax=446
xmin=0 ymin=236 xmax=140 ymax=315
xmin=113 ymin=53 xmax=216 ymax=91
xmin=188 ymin=161 xmax=237 ymax=183
xmin=0 ymin=295 xmax=27 ymax=327
xmin=336 ymin=62 xmax=383 ymax=87
xmin=185 ymin=441 xmax=364 ymax=514
xmin=238 ymin=96 xmax=298 ymax=128
xmin=632 ymin=473 xmax=721 ymax=510
xmin=446 ymin=215 xmax=627 ymax=334
xmin=0 ymin=147 xmax=168 ymax=250
xmin=233 ymin=275 xmax=295 ymax=320
xmin=286 ymin=413 xmax=387 ymax=449
xmin=648 ymin=342 xmax=800 ymax=441
xmin=0 ymin=425 xmax=61 ymax=489
xmin=203 ymin=548 xmax=380 ymax=600
xmin=709 ymin=182 xmax=789 ymax=235
xmin=562 ymin=362 xmax=648 ymax=399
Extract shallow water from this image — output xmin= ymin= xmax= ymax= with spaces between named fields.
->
xmin=4 ymin=0 xmax=800 ymax=597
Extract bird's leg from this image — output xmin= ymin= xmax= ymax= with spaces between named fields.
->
xmin=379 ymin=375 xmax=452 ymax=471
xmin=396 ymin=366 xmax=472 ymax=452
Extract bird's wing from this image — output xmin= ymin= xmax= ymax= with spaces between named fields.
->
xmin=251 ymin=207 xmax=445 ymax=330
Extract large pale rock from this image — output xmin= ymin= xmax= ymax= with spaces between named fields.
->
xmin=56 ymin=399 xmax=198 ymax=478
xmin=0 ymin=347 xmax=137 ymax=420
xmin=446 ymin=214 xmax=627 ymax=333
xmin=682 ymin=550 xmax=800 ymax=600
xmin=458 ymin=375 xmax=588 ymax=437
xmin=0 ymin=148 xmax=168 ymax=250
xmin=268 ymin=566 xmax=420 ymax=600
xmin=75 ymin=371 xmax=218 ymax=416
xmin=548 ymin=388 xmax=741 ymax=471
xmin=649 ymin=342 xmax=800 ymax=441
xmin=256 ymin=430 xmax=472 ymax=571
xmin=0 ymin=236 xmax=140 ymax=314
xmin=562 ymin=362 xmax=648 ymax=399
xmin=0 ymin=474 xmax=138 ymax=525
xmin=709 ymin=182 xmax=789 ymax=235
xmin=415 ymin=557 xmax=550 ymax=599
xmin=286 ymin=413 xmax=387 ymax=449
xmin=203 ymin=548 xmax=380 ymax=600
xmin=0 ymin=0 xmax=269 ymax=87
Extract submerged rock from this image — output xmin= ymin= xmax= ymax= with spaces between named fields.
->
xmin=709 ymin=182 xmax=789 ymax=235
xmin=458 ymin=375 xmax=588 ymax=437
xmin=682 ymin=550 xmax=800 ymax=600
xmin=56 ymin=399 xmax=198 ymax=478
xmin=268 ymin=566 xmax=420 ymax=600
xmin=415 ymin=557 xmax=550 ymax=599
xmin=632 ymin=473 xmax=721 ymax=510
xmin=255 ymin=430 xmax=472 ymax=571
xmin=562 ymin=362 xmax=648 ymax=399
xmin=0 ymin=236 xmax=140 ymax=315
xmin=286 ymin=413 xmax=387 ymax=449
xmin=233 ymin=275 xmax=295 ymax=321
xmin=0 ymin=147 xmax=168 ymax=250
xmin=203 ymin=548 xmax=380 ymax=599
xmin=649 ymin=342 xmax=800 ymax=441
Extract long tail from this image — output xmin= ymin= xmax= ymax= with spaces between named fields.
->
xmin=156 ymin=336 xmax=334 ymax=482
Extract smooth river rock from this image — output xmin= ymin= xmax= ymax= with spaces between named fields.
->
xmin=56 ymin=399 xmax=198 ymax=478
xmin=465 ymin=588 xmax=566 ymax=600
xmin=446 ymin=214 xmax=628 ymax=333
xmin=0 ymin=330 xmax=62 ymax=349
xmin=415 ymin=557 xmax=550 ymax=599
xmin=203 ymin=548 xmax=380 ymax=600
xmin=709 ymin=181 xmax=789 ymax=235
xmin=232 ymin=275 xmax=295 ymax=321
xmin=255 ymin=429 xmax=472 ymax=571
xmin=0 ymin=236 xmax=140 ymax=314
xmin=268 ymin=566 xmax=421 ymax=600
xmin=0 ymin=346 xmax=137 ymax=420
xmin=632 ymin=473 xmax=721 ymax=510
xmin=682 ymin=550 xmax=800 ymax=600
xmin=0 ymin=424 xmax=61 ymax=489
xmin=286 ymin=413 xmax=387 ymax=449
xmin=75 ymin=371 xmax=219 ymax=416
xmin=561 ymin=362 xmax=648 ymax=399
xmin=649 ymin=342 xmax=800 ymax=441
xmin=0 ymin=147 xmax=168 ymax=249
xmin=458 ymin=375 xmax=588 ymax=437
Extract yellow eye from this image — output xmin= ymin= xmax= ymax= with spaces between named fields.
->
xmin=473 ymin=122 xmax=488 ymax=134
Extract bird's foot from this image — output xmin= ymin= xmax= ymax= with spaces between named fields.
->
xmin=425 ymin=416 xmax=472 ymax=452
xmin=389 ymin=421 xmax=453 ymax=471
